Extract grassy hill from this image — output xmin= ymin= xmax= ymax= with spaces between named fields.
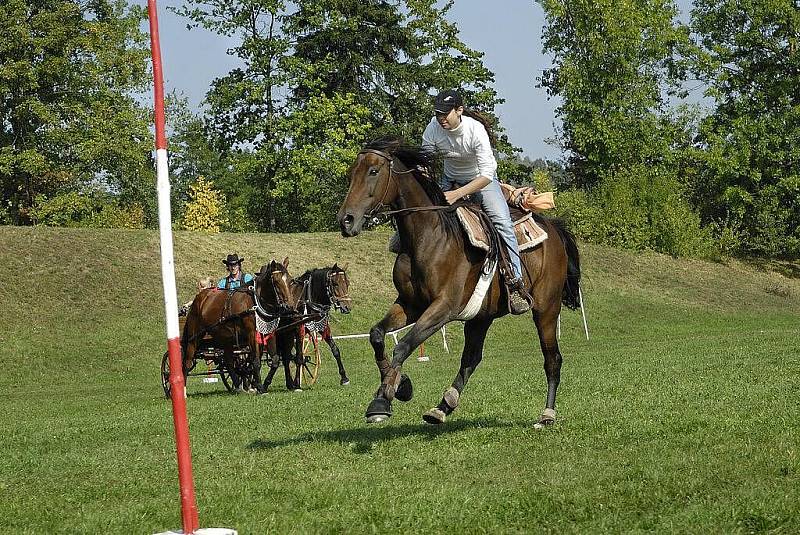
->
xmin=1 ymin=226 xmax=798 ymax=533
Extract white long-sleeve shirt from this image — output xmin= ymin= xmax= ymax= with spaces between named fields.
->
xmin=421 ymin=115 xmax=497 ymax=184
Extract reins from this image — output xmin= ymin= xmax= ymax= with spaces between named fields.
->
xmin=358 ymin=147 xmax=467 ymax=226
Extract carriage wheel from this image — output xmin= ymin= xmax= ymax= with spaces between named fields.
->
xmin=293 ymin=330 xmax=321 ymax=387
xmin=218 ymin=364 xmax=235 ymax=392
xmin=161 ymin=351 xmax=171 ymax=398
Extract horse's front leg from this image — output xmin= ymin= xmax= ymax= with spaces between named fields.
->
xmin=292 ymin=327 xmax=304 ymax=390
xmin=364 ymin=302 xmax=409 ymax=423
xmin=277 ymin=333 xmax=299 ymax=392
xmin=322 ymin=329 xmax=350 ymax=385
xmin=249 ymin=329 xmax=265 ymax=394
xmin=423 ymin=317 xmax=493 ymax=425
xmin=366 ymin=300 xmax=451 ymax=423
xmin=223 ymin=348 xmax=242 ymax=392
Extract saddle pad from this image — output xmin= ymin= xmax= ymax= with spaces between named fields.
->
xmin=514 ymin=212 xmax=548 ymax=251
xmin=455 ymin=207 xmax=548 ymax=252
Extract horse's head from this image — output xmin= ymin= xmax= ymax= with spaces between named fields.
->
xmin=337 ymin=148 xmax=400 ymax=237
xmin=327 ymin=262 xmax=352 ymax=314
xmin=255 ymin=257 xmax=295 ymax=314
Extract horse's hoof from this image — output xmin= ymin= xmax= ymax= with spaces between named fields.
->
xmin=422 ymin=408 xmax=446 ymax=425
xmin=340 ymin=378 xmax=351 ymax=386
xmin=394 ymin=374 xmax=413 ymax=402
xmin=534 ymin=408 xmax=556 ymax=429
xmin=365 ymin=397 xmax=392 ymax=424
xmin=292 ymin=388 xmax=303 ymax=393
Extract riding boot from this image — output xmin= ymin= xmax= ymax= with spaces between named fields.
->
xmin=506 ymin=276 xmax=532 ymax=315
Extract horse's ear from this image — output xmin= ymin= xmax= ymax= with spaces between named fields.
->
xmin=282 ymin=256 xmax=289 ymax=269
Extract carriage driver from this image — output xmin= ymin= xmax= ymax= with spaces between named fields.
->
xmin=422 ymin=89 xmax=531 ymax=314
xmin=218 ymin=253 xmax=254 ymax=290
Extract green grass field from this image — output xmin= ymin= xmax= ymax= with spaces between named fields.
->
xmin=1 ymin=226 xmax=798 ymax=534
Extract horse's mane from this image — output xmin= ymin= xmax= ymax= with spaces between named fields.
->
xmin=298 ymin=268 xmax=332 ymax=306
xmin=364 ymin=136 xmax=461 ymax=237
xmin=364 ymin=136 xmax=448 ymax=206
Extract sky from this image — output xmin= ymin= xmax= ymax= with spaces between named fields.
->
xmin=139 ymin=0 xmax=694 ymax=161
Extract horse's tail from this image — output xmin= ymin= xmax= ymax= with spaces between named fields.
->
xmin=547 ymin=217 xmax=581 ymax=310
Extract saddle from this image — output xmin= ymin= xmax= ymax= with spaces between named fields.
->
xmin=455 ymin=207 xmax=548 ymax=253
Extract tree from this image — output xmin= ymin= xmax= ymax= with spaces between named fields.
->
xmin=537 ymin=0 xmax=694 ymax=186
xmin=687 ymin=0 xmax=800 ymax=256
xmin=0 ymin=0 xmax=154 ymax=224
xmin=174 ymin=0 xmax=519 ymax=231
xmin=536 ymin=0 xmax=715 ymax=257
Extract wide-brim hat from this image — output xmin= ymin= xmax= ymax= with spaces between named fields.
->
xmin=433 ymin=89 xmax=463 ymax=113
xmin=223 ymin=253 xmax=244 ymax=266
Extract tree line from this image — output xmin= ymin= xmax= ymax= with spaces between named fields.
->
xmin=2 ymin=0 xmax=797 ymax=258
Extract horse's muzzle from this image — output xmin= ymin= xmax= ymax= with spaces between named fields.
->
xmin=339 ymin=213 xmax=360 ymax=237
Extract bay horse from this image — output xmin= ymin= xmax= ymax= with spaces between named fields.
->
xmin=336 ymin=137 xmax=581 ymax=425
xmin=181 ymin=258 xmax=295 ymax=393
xmin=262 ymin=263 xmax=353 ymax=390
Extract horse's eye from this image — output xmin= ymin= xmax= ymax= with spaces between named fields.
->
xmin=368 ymin=167 xmax=379 ymax=176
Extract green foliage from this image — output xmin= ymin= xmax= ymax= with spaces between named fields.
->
xmin=29 ymin=190 xmax=145 ymax=229
xmin=538 ymin=0 xmax=695 ymax=188
xmin=0 ymin=0 xmax=155 ymax=225
xmin=181 ymin=176 xmax=227 ymax=232
xmin=172 ymin=0 xmax=515 ymax=231
xmin=555 ymin=165 xmax=716 ymax=258
xmin=686 ymin=0 xmax=800 ymax=257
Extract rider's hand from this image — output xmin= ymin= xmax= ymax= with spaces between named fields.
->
xmin=444 ymin=190 xmax=462 ymax=205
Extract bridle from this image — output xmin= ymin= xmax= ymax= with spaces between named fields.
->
xmin=326 ymin=269 xmax=351 ymax=313
xmin=300 ymin=269 xmax=351 ymax=314
xmin=253 ymin=267 xmax=291 ymax=315
xmin=359 ymin=149 xmax=400 ymax=226
xmin=357 ymin=148 xmax=464 ymax=227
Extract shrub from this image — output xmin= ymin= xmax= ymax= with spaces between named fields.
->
xmin=181 ymin=177 xmax=227 ymax=232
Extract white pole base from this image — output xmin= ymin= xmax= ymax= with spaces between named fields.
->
xmin=154 ymin=528 xmax=237 ymax=535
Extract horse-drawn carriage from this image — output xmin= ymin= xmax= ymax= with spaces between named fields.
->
xmin=159 ymin=316 xmax=322 ymax=397
xmin=160 ymin=259 xmax=351 ymax=398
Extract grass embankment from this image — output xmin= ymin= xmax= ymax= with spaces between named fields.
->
xmin=0 ymin=226 xmax=798 ymax=534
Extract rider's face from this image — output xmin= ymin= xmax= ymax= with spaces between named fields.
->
xmin=228 ymin=263 xmax=241 ymax=276
xmin=435 ymin=106 xmax=462 ymax=130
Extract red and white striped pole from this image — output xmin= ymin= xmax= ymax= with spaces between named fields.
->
xmin=146 ymin=1 xmax=200 ymax=533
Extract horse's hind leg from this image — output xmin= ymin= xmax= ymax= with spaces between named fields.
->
xmin=533 ymin=306 xmax=562 ymax=426
xmin=323 ymin=330 xmax=350 ymax=385
xmin=423 ymin=318 xmax=493 ymax=425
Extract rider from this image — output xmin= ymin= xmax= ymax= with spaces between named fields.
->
xmin=421 ymin=89 xmax=530 ymax=315
xmin=218 ymin=253 xmax=254 ymax=290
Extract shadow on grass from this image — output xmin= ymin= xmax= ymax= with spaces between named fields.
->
xmin=247 ymin=417 xmax=522 ymax=454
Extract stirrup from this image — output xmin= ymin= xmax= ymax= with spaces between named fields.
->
xmin=506 ymin=277 xmax=531 ymax=314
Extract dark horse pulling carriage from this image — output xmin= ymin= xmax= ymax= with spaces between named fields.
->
xmin=160 ymin=259 xmax=353 ymax=397
xmin=337 ymin=137 xmax=581 ymax=426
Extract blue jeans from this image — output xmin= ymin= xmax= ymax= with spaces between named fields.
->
xmin=440 ymin=176 xmax=522 ymax=280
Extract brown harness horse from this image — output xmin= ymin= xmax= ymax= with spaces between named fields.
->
xmin=262 ymin=262 xmax=353 ymax=391
xmin=336 ymin=138 xmax=581 ymax=425
xmin=181 ymin=259 xmax=295 ymax=393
